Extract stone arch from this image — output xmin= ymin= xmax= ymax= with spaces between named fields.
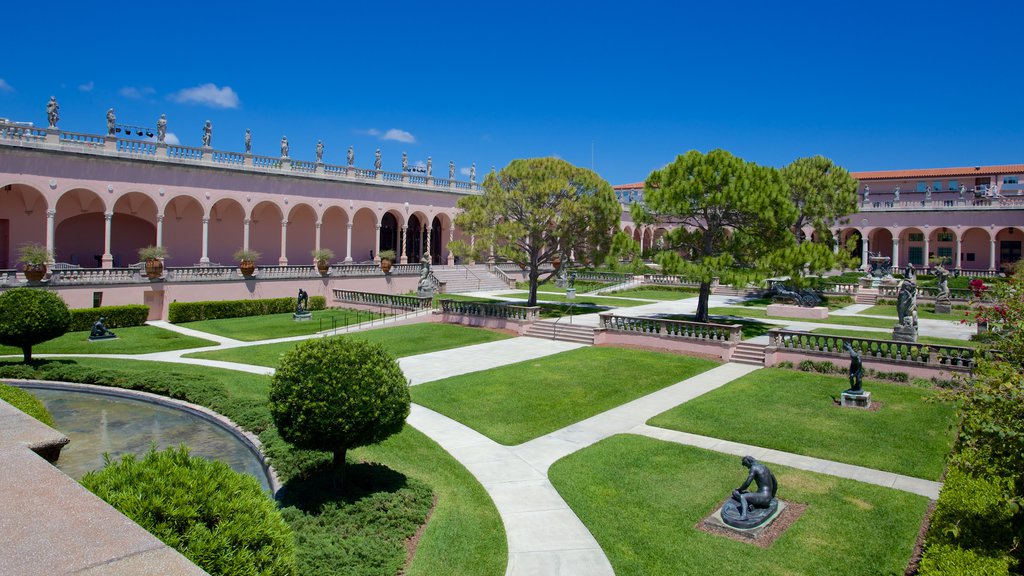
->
xmin=353 ymin=207 xmax=380 ymax=262
xmin=868 ymin=228 xmax=893 ymax=263
xmin=897 ymin=226 xmax=927 ymax=268
xmin=653 ymin=227 xmax=668 ymax=251
xmin=928 ymin=226 xmax=956 ymax=268
xmin=433 ymin=212 xmax=456 ymax=265
xmin=54 ymin=188 xmax=107 ymax=267
xmin=111 ymin=192 xmax=159 ymax=266
xmin=162 ymin=195 xmax=205 ymax=266
xmin=406 ymin=212 xmax=427 ymax=263
xmin=995 ymin=226 xmax=1022 ymax=274
xmin=286 ymin=203 xmax=318 ymax=265
xmin=320 ymin=205 xmax=350 ymax=263
xmin=376 ymin=209 xmax=403 ymax=260
xmin=839 ymin=227 xmax=863 ymax=268
xmin=959 ymin=227 xmax=992 ymax=271
xmin=0 ymin=183 xmax=48 ymax=268
xmin=642 ymin=228 xmax=653 ymax=253
xmin=208 ymin=198 xmax=245 ymax=266
xmin=249 ymin=201 xmax=283 ymax=265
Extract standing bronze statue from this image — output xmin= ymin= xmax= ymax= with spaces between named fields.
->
xmin=844 ymin=340 xmax=863 ymax=394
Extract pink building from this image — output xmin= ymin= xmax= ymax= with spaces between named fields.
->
xmin=614 ymin=163 xmax=1024 ymax=274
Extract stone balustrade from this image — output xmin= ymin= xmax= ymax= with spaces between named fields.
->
xmin=766 ymin=329 xmax=980 ymax=371
xmin=438 ymin=299 xmax=540 ymax=321
xmin=251 ymin=265 xmax=319 ymax=279
xmin=59 ymin=131 xmax=105 ymax=150
xmin=876 ymin=285 xmax=973 ymax=301
xmin=50 ymin=267 xmax=140 ymax=285
xmin=569 ymin=271 xmax=631 ymax=283
xmin=486 ymin=265 xmax=516 ymax=288
xmin=333 ymin=290 xmax=433 ymax=309
xmin=165 ymin=266 xmax=238 ymax=282
xmin=599 ymin=313 xmax=742 ymax=343
xmin=0 ymin=269 xmax=16 ymax=286
xmin=0 ymin=123 xmax=46 ymax=141
xmin=166 ymin=144 xmax=204 ymax=161
xmin=818 ymin=282 xmax=859 ymax=295
xmin=643 ymin=273 xmax=699 ymax=286
xmin=859 ymin=196 xmax=1024 ymax=211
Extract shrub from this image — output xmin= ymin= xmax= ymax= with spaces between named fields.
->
xmin=269 ymin=338 xmax=410 ymax=485
xmin=168 ymin=296 xmax=326 ymax=323
xmin=137 ymin=245 xmax=169 ymax=261
xmin=378 ymin=249 xmax=397 ymax=262
xmin=0 ymin=288 xmax=71 ymax=361
xmin=0 ymin=383 xmax=55 ymax=426
xmin=81 ymin=446 xmax=295 ymax=576
xmin=17 ymin=242 xmax=52 ymax=266
xmin=918 ymin=543 xmax=1012 ymax=576
xmin=233 ymin=248 xmax=261 ymax=262
xmin=68 ymin=305 xmax=149 ymax=331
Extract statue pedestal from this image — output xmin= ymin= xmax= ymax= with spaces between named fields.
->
xmin=934 ymin=301 xmax=952 ymax=315
xmin=88 ymin=334 xmax=117 ymax=342
xmin=292 ymin=311 xmax=312 ymax=322
xmin=841 ymin=391 xmax=872 ymax=409
xmin=417 ymin=288 xmax=434 ymax=298
xmin=891 ymin=324 xmax=918 ymax=342
xmin=766 ymin=304 xmax=828 ymax=319
xmin=704 ymin=500 xmax=787 ymax=539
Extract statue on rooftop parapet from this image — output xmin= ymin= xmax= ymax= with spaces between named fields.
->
xmin=347 ymin=145 xmax=354 ymax=167
xmin=156 ymin=114 xmax=167 ymax=143
xmin=202 ymin=120 xmax=212 ymax=148
xmin=315 ymin=139 xmax=323 ymax=163
xmin=281 ymin=136 xmax=289 ymax=158
xmin=448 ymin=161 xmax=455 ymax=180
xmin=470 ymin=163 xmax=476 ymax=184
xmin=374 ymin=148 xmax=382 ymax=171
xmin=106 ymin=108 xmax=116 ymax=135
xmin=401 ymin=151 xmax=408 ymax=172
xmin=46 ymin=96 xmax=60 ymax=128
xmin=244 ymin=128 xmax=251 ymax=153
xmin=426 ymin=157 xmax=432 ymax=177
xmin=959 ymin=184 xmax=967 ymax=201
xmin=893 ymin=185 xmax=900 ymax=203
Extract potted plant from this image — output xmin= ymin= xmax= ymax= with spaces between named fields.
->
xmin=138 ymin=245 xmax=169 ymax=279
xmin=233 ymin=249 xmax=261 ymax=278
xmin=18 ymin=243 xmax=52 ymax=282
xmin=378 ymin=249 xmax=397 ymax=274
xmin=311 ymin=248 xmax=334 ymax=276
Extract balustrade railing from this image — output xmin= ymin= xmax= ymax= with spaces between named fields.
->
xmin=599 ymin=313 xmax=742 ymax=342
xmin=50 ymin=267 xmax=140 ymax=285
xmin=333 ymin=290 xmax=433 ymax=309
xmin=251 ymin=155 xmax=281 ymax=169
xmin=767 ymin=329 xmax=980 ymax=370
xmin=116 ymin=139 xmax=157 ymax=156
xmin=322 ymin=163 xmax=347 ymax=175
xmin=59 ymin=131 xmax=105 ymax=149
xmin=438 ymin=299 xmax=540 ymax=321
xmin=876 ymin=285 xmax=973 ymax=300
xmin=250 ymin=265 xmax=319 ymax=279
xmin=570 ymin=271 xmax=631 ymax=283
xmin=166 ymin=145 xmax=204 ymax=161
xmin=487 ymin=265 xmax=516 ymax=288
xmin=208 ymin=150 xmax=245 ymax=165
xmin=165 ymin=266 xmax=237 ymax=282
xmin=380 ymin=171 xmax=402 ymax=182
xmin=643 ymin=274 xmax=699 ymax=286
xmin=0 ymin=122 xmax=47 ymax=142
xmin=290 ymin=160 xmax=317 ymax=174
xmin=817 ymin=282 xmax=859 ymax=295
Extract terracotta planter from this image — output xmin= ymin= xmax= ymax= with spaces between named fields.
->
xmin=380 ymin=259 xmax=392 ymax=274
xmin=239 ymin=260 xmax=256 ymax=278
xmin=316 ymin=259 xmax=330 ymax=276
xmin=144 ymin=258 xmax=164 ymax=279
xmin=552 ymin=257 xmax=561 ymax=270
xmin=22 ymin=263 xmax=46 ymax=282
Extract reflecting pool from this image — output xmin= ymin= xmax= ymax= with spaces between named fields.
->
xmin=27 ymin=386 xmax=271 ymax=491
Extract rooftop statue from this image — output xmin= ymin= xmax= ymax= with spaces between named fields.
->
xmin=315 ymin=139 xmax=323 ymax=163
xmin=448 ymin=161 xmax=455 ymax=180
xmin=156 ymin=114 xmax=167 ymax=143
xmin=374 ymin=149 xmax=382 ymax=171
xmin=46 ymin=96 xmax=60 ymax=128
xmin=893 ymin=185 xmax=900 ymax=202
xmin=244 ymin=128 xmax=251 ymax=153
xmin=402 ymin=151 xmax=408 ymax=172
xmin=202 ymin=120 xmax=212 ymax=148
xmin=281 ymin=136 xmax=289 ymax=158
xmin=426 ymin=157 xmax=432 ymax=177
xmin=721 ymin=456 xmax=779 ymax=529
xmin=470 ymin=163 xmax=476 ymax=184
xmin=347 ymin=145 xmax=354 ymax=167
xmin=106 ymin=108 xmax=116 ymax=135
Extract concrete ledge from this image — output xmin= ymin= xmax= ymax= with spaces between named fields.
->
xmin=0 ymin=398 xmax=69 ymax=462
xmin=435 ymin=312 xmax=534 ymax=335
xmin=594 ymin=331 xmax=735 ymax=361
xmin=766 ymin=304 xmax=828 ymax=319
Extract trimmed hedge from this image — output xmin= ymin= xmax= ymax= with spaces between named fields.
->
xmin=0 ymin=382 xmax=55 ymax=426
xmin=82 ymin=446 xmax=295 ymax=576
xmin=169 ymin=296 xmax=326 ymax=323
xmin=68 ymin=305 xmax=150 ymax=331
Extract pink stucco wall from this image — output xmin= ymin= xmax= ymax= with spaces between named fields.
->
xmin=593 ymin=331 xmax=734 ymax=361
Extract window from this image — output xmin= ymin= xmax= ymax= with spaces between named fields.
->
xmin=948 ymin=180 xmax=959 ymax=191
xmin=1005 ymin=176 xmax=1019 ymax=185
xmin=966 ymin=253 xmax=975 ymax=262
xmin=909 ymin=233 xmax=924 ymax=242
xmin=937 ymin=232 xmax=954 ymax=242
xmin=908 ymin=247 xmax=924 ymax=266
xmin=933 ymin=180 xmax=943 ymax=191
xmin=916 ymin=181 xmax=926 ymax=192
xmin=938 ymin=247 xmax=953 ymax=262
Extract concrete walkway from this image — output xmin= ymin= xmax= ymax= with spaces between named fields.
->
xmin=399 ymin=337 xmax=586 ymax=386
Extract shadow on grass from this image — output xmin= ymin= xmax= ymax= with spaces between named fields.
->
xmin=278 ymin=460 xmax=412 ymax=512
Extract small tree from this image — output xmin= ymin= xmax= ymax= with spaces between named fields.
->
xmin=0 ymin=288 xmax=71 ymax=362
xmin=450 ymin=157 xmax=620 ymax=306
xmin=269 ymin=337 xmax=410 ymax=486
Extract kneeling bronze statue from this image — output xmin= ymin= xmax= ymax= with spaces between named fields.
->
xmin=721 ymin=456 xmax=779 ymax=529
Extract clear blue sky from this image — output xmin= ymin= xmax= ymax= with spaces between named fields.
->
xmin=2 ymin=0 xmax=1021 ymax=184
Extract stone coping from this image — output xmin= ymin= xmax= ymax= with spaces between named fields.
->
xmin=5 ymin=379 xmax=281 ymax=496
xmin=0 ymin=397 xmax=69 ymax=462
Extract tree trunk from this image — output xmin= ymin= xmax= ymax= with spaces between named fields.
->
xmin=528 ymin=268 xmax=539 ymax=307
xmin=695 ymin=281 xmax=712 ymax=323
xmin=332 ymin=447 xmax=347 ymax=488
xmin=21 ymin=345 xmax=31 ymax=363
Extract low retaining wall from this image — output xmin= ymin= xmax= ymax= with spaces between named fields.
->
xmin=596 ymin=314 xmax=741 ymax=361
xmin=434 ymin=299 xmax=540 ymax=335
xmin=766 ymin=304 xmax=828 ymax=319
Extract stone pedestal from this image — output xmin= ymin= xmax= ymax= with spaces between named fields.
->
xmin=705 ymin=500 xmax=787 ymax=539
xmin=292 ymin=311 xmax=312 ymax=321
xmin=891 ymin=324 xmax=918 ymax=342
xmin=934 ymin=300 xmax=952 ymax=315
xmin=841 ymin=391 xmax=872 ymax=408
xmin=88 ymin=334 xmax=117 ymax=342
xmin=766 ymin=304 xmax=828 ymax=319
xmin=417 ymin=288 xmax=434 ymax=298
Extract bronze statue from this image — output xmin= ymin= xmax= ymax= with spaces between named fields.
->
xmin=296 ymin=288 xmax=308 ymax=314
xmin=844 ymin=340 xmax=863 ymax=394
xmin=88 ymin=317 xmax=116 ymax=340
xmin=721 ymin=456 xmax=779 ymax=529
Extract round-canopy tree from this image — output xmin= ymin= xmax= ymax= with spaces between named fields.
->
xmin=269 ymin=337 xmax=410 ymax=486
xmin=450 ymin=157 xmax=620 ymax=306
xmin=0 ymin=287 xmax=71 ymax=362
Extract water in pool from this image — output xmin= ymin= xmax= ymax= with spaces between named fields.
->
xmin=29 ymin=387 xmax=271 ymax=491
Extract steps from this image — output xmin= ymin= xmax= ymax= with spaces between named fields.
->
xmin=855 ymin=288 xmax=878 ymax=305
xmin=711 ymin=285 xmax=762 ymax=298
xmin=731 ymin=342 xmax=765 ymax=366
xmin=523 ymin=320 xmax=595 ymax=345
xmin=431 ymin=265 xmax=511 ymax=293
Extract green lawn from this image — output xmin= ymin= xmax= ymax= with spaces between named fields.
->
xmin=515 ymin=280 xmax=609 ymax=294
xmin=860 ymin=304 xmax=962 ymax=321
xmin=605 ymin=287 xmax=699 ymax=300
xmin=178 ymin=308 xmax=386 ymax=341
xmin=507 ymin=291 xmax=650 ymax=307
xmin=411 ymin=347 xmax=719 ymax=445
xmin=7 ymin=357 xmax=504 ymax=576
xmin=709 ymin=306 xmax=898 ymax=328
xmin=736 ymin=295 xmax=854 ymax=310
xmin=185 ymin=323 xmax=513 ymax=368
xmin=809 ymin=327 xmax=976 ymax=348
xmin=648 ymin=368 xmax=957 ymax=480
xmin=0 ymin=325 xmax=216 ymax=356
xmin=549 ymin=435 xmax=930 ymax=576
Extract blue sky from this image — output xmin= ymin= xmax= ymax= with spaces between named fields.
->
xmin=2 ymin=1 xmax=1021 ymax=184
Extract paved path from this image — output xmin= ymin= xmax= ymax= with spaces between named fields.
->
xmin=399 ymin=337 xmax=586 ymax=386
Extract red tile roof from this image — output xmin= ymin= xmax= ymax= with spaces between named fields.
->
xmin=851 ymin=164 xmax=1024 ymax=180
xmin=614 ymin=182 xmax=644 ymax=190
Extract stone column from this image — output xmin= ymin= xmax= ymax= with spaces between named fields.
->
xmin=989 ymin=239 xmax=997 ymax=271
xmin=891 ymin=236 xmax=900 ymax=271
xmin=861 ymin=237 xmax=869 ymax=271
xmin=446 ymin=227 xmax=455 ymax=265
xmin=469 ymin=234 xmax=476 ymax=265
xmin=923 ymin=234 xmax=930 ymax=267
xmin=243 ymin=218 xmax=251 ymax=251
xmin=200 ymin=217 xmax=210 ymax=265
xmin=400 ymin=226 xmax=408 ymax=264
xmin=156 ymin=214 xmax=164 ymax=248
xmin=102 ymin=212 xmax=114 ymax=268
xmin=955 ymin=236 xmax=962 ymax=270
xmin=279 ymin=220 xmax=289 ymax=266
xmin=424 ymin=222 xmax=431 ymax=263
xmin=45 ymin=209 xmax=56 ymax=264
xmin=374 ymin=224 xmax=381 ymax=262
xmin=314 ymin=221 xmax=322 ymax=253
xmin=345 ymin=222 xmax=353 ymax=262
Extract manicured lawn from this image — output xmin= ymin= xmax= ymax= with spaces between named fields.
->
xmin=734 ymin=295 xmax=853 ymax=310
xmin=178 ymin=308 xmax=386 ymax=341
xmin=507 ymin=291 xmax=650 ymax=307
xmin=549 ymin=435 xmax=930 ymax=576
xmin=648 ymin=368 xmax=957 ymax=480
xmin=515 ymin=280 xmax=609 ymax=294
xmin=185 ymin=323 xmax=513 ymax=368
xmin=860 ymin=304 xmax=962 ymax=321
xmin=809 ymin=327 xmax=977 ymax=348
xmin=411 ymin=347 xmax=719 ymax=445
xmin=7 ymin=357 xmax=505 ymax=576
xmin=0 ymin=325 xmax=216 ymax=356
xmin=605 ymin=287 xmax=699 ymax=300
xmin=709 ymin=306 xmax=898 ymax=328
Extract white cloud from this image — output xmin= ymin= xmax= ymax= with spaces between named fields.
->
xmin=145 ymin=132 xmax=180 ymax=145
xmin=0 ymin=79 xmax=13 ymax=93
xmin=78 ymin=81 xmax=94 ymax=92
xmin=460 ymin=167 xmax=472 ymax=176
xmin=119 ymin=86 xmax=155 ymax=99
xmin=355 ymin=128 xmax=382 ymax=136
xmin=381 ymin=128 xmax=415 ymax=143
xmin=413 ymin=160 xmax=426 ymax=168
xmin=169 ymin=83 xmax=239 ymax=109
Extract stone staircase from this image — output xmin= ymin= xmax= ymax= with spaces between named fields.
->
xmin=431 ymin=265 xmax=512 ymax=293
xmin=855 ymin=288 xmax=878 ymax=305
xmin=731 ymin=341 xmax=765 ymax=366
xmin=523 ymin=319 xmax=596 ymax=345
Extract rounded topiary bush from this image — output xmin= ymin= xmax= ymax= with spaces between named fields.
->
xmin=0 ymin=287 xmax=70 ymax=362
xmin=81 ymin=446 xmax=295 ymax=576
xmin=269 ymin=337 xmax=410 ymax=483
xmin=0 ymin=383 xmax=55 ymax=426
